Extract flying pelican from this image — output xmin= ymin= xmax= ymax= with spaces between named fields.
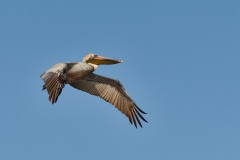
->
xmin=40 ymin=53 xmax=147 ymax=128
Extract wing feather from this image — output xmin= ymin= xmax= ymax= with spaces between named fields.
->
xmin=69 ymin=73 xmax=147 ymax=128
xmin=41 ymin=68 xmax=66 ymax=104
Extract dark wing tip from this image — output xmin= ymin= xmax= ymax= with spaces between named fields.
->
xmin=128 ymin=107 xmax=148 ymax=128
xmin=42 ymin=85 xmax=46 ymax=91
xmin=135 ymin=105 xmax=147 ymax=114
xmin=40 ymin=73 xmax=44 ymax=78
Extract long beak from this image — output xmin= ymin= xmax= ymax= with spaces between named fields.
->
xmin=87 ymin=55 xmax=123 ymax=65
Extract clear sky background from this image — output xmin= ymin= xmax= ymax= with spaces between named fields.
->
xmin=0 ymin=0 xmax=240 ymax=160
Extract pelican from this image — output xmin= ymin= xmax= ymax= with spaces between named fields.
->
xmin=40 ymin=53 xmax=147 ymax=128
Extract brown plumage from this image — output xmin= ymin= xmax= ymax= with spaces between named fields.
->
xmin=41 ymin=53 xmax=148 ymax=128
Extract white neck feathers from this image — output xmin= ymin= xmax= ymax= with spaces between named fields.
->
xmin=88 ymin=63 xmax=99 ymax=70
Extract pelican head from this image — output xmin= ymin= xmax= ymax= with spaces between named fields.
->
xmin=83 ymin=53 xmax=122 ymax=69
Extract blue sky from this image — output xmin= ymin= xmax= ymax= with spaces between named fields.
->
xmin=0 ymin=0 xmax=240 ymax=159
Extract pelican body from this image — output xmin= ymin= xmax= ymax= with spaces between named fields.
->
xmin=41 ymin=53 xmax=147 ymax=128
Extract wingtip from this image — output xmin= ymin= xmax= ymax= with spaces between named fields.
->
xmin=42 ymin=85 xmax=46 ymax=91
xmin=135 ymin=105 xmax=147 ymax=114
xmin=134 ymin=124 xmax=138 ymax=129
xmin=40 ymin=72 xmax=46 ymax=78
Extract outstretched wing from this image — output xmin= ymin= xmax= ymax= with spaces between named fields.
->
xmin=40 ymin=64 xmax=67 ymax=104
xmin=69 ymin=73 xmax=147 ymax=128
